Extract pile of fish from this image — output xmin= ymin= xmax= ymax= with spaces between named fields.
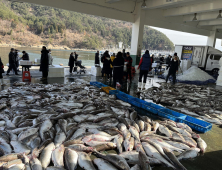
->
xmin=0 ymin=81 xmax=207 ymax=170
xmin=141 ymin=82 xmax=222 ymax=126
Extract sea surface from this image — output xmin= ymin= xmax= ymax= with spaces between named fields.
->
xmin=0 ymin=47 xmax=96 ymax=66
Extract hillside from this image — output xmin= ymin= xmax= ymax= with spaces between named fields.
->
xmin=0 ymin=0 xmax=174 ymax=50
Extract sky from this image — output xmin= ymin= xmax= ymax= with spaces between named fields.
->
xmin=151 ymin=26 xmax=222 ymax=51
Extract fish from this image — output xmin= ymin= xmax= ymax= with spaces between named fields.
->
xmin=93 ymin=158 xmax=118 ymax=170
xmin=177 ymin=148 xmax=200 ymax=160
xmin=129 ymin=126 xmax=140 ymax=141
xmin=52 ymin=144 xmax=65 ymax=167
xmin=114 ymin=134 xmax=123 ymax=153
xmin=138 ymin=151 xmax=152 ymax=170
xmin=64 ymin=148 xmax=78 ymax=170
xmin=197 ymin=138 xmax=207 ymax=153
xmin=77 ymin=152 xmax=96 ymax=170
xmin=39 ymin=142 xmax=55 ymax=169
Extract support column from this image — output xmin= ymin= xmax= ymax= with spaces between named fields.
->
xmin=207 ymin=30 xmax=217 ymax=47
xmin=130 ymin=5 xmax=145 ymax=67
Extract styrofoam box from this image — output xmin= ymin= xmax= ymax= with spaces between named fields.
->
xmin=181 ymin=60 xmax=191 ymax=71
xmin=35 ymin=59 xmax=41 ymax=64
xmin=19 ymin=60 xmax=32 ymax=65
xmin=152 ymin=63 xmax=159 ymax=67
xmin=91 ymin=66 xmax=102 ymax=76
xmin=48 ymin=65 xmax=65 ymax=78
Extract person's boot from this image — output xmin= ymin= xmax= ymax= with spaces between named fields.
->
xmin=138 ymin=82 xmax=142 ymax=90
xmin=142 ymin=83 xmax=146 ymax=90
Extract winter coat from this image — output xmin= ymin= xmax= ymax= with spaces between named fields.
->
xmin=166 ymin=57 xmax=171 ymax=65
xmin=74 ymin=54 xmax=78 ymax=61
xmin=125 ymin=56 xmax=132 ymax=71
xmin=113 ymin=56 xmax=124 ymax=79
xmin=40 ymin=50 xmax=49 ymax=72
xmin=69 ymin=54 xmax=75 ymax=67
xmin=9 ymin=52 xmax=15 ymax=64
xmin=103 ymin=56 xmax=111 ymax=74
xmin=0 ymin=58 xmax=4 ymax=74
xmin=95 ymin=53 xmax=100 ymax=65
xmin=22 ymin=53 xmax=29 ymax=60
xmin=138 ymin=53 xmax=151 ymax=71
xmin=169 ymin=60 xmax=179 ymax=73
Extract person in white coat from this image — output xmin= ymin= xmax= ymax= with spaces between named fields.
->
xmin=48 ymin=49 xmax=53 ymax=65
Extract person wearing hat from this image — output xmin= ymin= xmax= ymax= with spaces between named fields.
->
xmin=6 ymin=48 xmax=18 ymax=75
xmin=22 ymin=51 xmax=30 ymax=71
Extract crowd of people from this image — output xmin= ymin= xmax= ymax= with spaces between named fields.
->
xmin=95 ymin=49 xmax=154 ymax=89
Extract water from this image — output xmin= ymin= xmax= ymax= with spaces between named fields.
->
xmin=0 ymin=47 xmax=96 ymax=66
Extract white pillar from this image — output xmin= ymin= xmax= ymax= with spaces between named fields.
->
xmin=207 ymin=30 xmax=217 ymax=47
xmin=130 ymin=5 xmax=145 ymax=66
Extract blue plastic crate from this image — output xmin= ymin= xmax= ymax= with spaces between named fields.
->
xmin=128 ymin=97 xmax=142 ymax=108
xmin=151 ymin=103 xmax=165 ymax=110
xmin=177 ymin=116 xmax=212 ymax=133
xmin=116 ymin=91 xmax=133 ymax=103
xmin=158 ymin=108 xmax=187 ymax=120
xmin=90 ymin=81 xmax=108 ymax=88
xmin=158 ymin=111 xmax=178 ymax=122
xmin=140 ymin=101 xmax=158 ymax=114
xmin=109 ymin=90 xmax=119 ymax=95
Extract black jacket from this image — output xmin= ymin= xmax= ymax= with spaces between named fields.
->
xmin=169 ymin=60 xmax=179 ymax=73
xmin=69 ymin=54 xmax=75 ymax=67
xmin=103 ymin=56 xmax=111 ymax=74
xmin=0 ymin=58 xmax=4 ymax=74
xmin=95 ymin=53 xmax=100 ymax=65
xmin=40 ymin=50 xmax=49 ymax=72
xmin=166 ymin=57 xmax=171 ymax=65
xmin=22 ymin=53 xmax=29 ymax=60
xmin=9 ymin=52 xmax=15 ymax=64
xmin=74 ymin=54 xmax=78 ymax=61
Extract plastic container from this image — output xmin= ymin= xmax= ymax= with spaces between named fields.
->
xmin=141 ymin=101 xmax=158 ymax=114
xmin=128 ymin=97 xmax=142 ymax=108
xmin=109 ymin=90 xmax=119 ymax=95
xmin=101 ymin=86 xmax=116 ymax=94
xmin=90 ymin=81 xmax=108 ymax=88
xmin=177 ymin=116 xmax=212 ymax=133
xmin=116 ymin=91 xmax=133 ymax=103
xmin=151 ymin=103 xmax=165 ymax=110
xmin=157 ymin=108 xmax=187 ymax=121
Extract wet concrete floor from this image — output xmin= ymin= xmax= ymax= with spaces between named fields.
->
xmin=1 ymin=70 xmax=222 ymax=170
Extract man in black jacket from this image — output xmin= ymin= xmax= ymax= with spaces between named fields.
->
xmin=69 ymin=52 xmax=75 ymax=74
xmin=40 ymin=46 xmax=49 ymax=80
xmin=166 ymin=55 xmax=172 ymax=69
xmin=95 ymin=51 xmax=100 ymax=65
xmin=166 ymin=53 xmax=179 ymax=84
xmin=74 ymin=52 xmax=78 ymax=66
xmin=6 ymin=48 xmax=18 ymax=75
xmin=22 ymin=51 xmax=30 ymax=71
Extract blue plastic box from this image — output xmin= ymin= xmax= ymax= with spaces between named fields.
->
xmin=128 ymin=97 xmax=142 ymax=108
xmin=177 ymin=115 xmax=212 ymax=133
xmin=90 ymin=81 xmax=108 ymax=88
xmin=157 ymin=108 xmax=187 ymax=121
xmin=109 ymin=90 xmax=119 ymax=95
xmin=140 ymin=101 xmax=158 ymax=114
xmin=116 ymin=91 xmax=133 ymax=103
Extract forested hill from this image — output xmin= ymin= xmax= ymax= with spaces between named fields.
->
xmin=0 ymin=0 xmax=174 ymax=50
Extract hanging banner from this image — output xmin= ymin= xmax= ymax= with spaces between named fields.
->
xmin=182 ymin=46 xmax=193 ymax=60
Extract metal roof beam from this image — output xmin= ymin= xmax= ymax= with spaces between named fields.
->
xmin=183 ymin=11 xmax=222 ymax=22
xmin=198 ymin=20 xmax=222 ymax=26
xmin=105 ymin=0 xmax=121 ymax=3
xmin=145 ymin=0 xmax=197 ymax=10
xmin=164 ymin=0 xmax=222 ymax=17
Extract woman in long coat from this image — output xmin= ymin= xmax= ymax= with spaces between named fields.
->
xmin=40 ymin=46 xmax=49 ymax=80
xmin=69 ymin=52 xmax=75 ymax=73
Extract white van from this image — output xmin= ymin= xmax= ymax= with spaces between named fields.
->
xmin=175 ymin=45 xmax=222 ymax=74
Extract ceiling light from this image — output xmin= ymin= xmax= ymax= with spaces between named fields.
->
xmin=192 ymin=13 xmax=197 ymax=21
xmin=217 ymin=10 xmax=222 ymax=19
xmin=141 ymin=0 xmax=147 ymax=9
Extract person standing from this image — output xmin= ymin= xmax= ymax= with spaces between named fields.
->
xmin=69 ymin=52 xmax=75 ymax=74
xmin=110 ymin=53 xmax=115 ymax=78
xmin=166 ymin=53 xmax=179 ymax=84
xmin=40 ymin=46 xmax=49 ymax=80
xmin=122 ymin=49 xmax=127 ymax=59
xmin=125 ymin=52 xmax=133 ymax=82
xmin=112 ymin=52 xmax=124 ymax=88
xmin=48 ymin=49 xmax=53 ymax=65
xmin=74 ymin=52 xmax=78 ymax=66
xmin=102 ymin=52 xmax=111 ymax=80
xmin=137 ymin=50 xmax=151 ymax=90
xmin=95 ymin=51 xmax=100 ymax=65
xmin=166 ymin=55 xmax=172 ymax=69
xmin=15 ymin=50 xmax=20 ymax=72
xmin=6 ymin=48 xmax=18 ymax=75
xmin=0 ymin=57 xmax=5 ymax=86
xmin=22 ymin=51 xmax=30 ymax=71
